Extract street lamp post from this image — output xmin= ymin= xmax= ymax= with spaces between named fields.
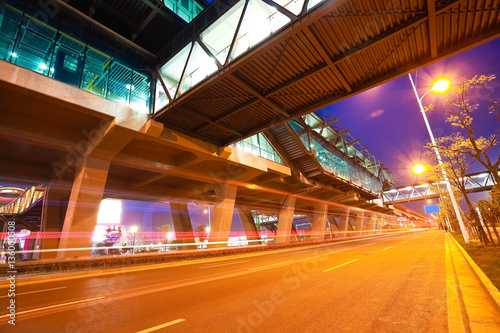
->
xmin=408 ymin=73 xmax=470 ymax=243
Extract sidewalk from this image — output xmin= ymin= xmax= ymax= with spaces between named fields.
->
xmin=445 ymin=233 xmax=500 ymax=332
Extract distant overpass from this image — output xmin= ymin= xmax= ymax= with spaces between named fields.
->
xmin=382 ymin=170 xmax=498 ymax=204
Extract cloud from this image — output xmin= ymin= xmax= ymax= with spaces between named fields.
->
xmin=370 ymin=109 xmax=384 ymax=118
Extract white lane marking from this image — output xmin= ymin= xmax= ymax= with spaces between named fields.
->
xmin=249 ymin=260 xmax=294 ymax=271
xmin=136 ymin=318 xmax=186 ymax=332
xmin=294 ymin=249 xmax=313 ymax=254
xmin=0 ymin=296 xmax=105 ymax=319
xmin=0 ymin=286 xmax=67 ymax=298
xmin=402 ymin=240 xmax=409 ymax=244
xmin=382 ymin=246 xmax=394 ymax=251
xmin=199 ymin=260 xmax=248 ymax=269
xmin=323 ymin=259 xmax=359 ymax=272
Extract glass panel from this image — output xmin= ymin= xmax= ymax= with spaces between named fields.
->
xmin=233 ymin=133 xmax=284 ymax=164
xmin=0 ymin=3 xmax=22 ymax=61
xmin=232 ymin=0 xmax=291 ymax=60
xmin=130 ymin=71 xmax=150 ymax=113
xmin=155 ymin=78 xmax=169 ymax=112
xmin=200 ymin=0 xmax=245 ymax=65
xmin=158 ymin=43 xmax=191 ymax=99
xmin=273 ymin=0 xmax=306 ymax=16
xmin=307 ymin=0 xmax=326 ymax=11
xmin=180 ymin=41 xmax=218 ymax=92
xmin=81 ymin=48 xmax=111 ymax=98
xmin=12 ymin=15 xmax=56 ymax=76
xmin=107 ymin=62 xmax=133 ymax=105
xmin=0 ymin=1 xmax=154 ymax=113
xmin=289 ymin=121 xmax=303 ymax=133
xmin=51 ymin=34 xmax=86 ymax=86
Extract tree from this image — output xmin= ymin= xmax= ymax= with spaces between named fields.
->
xmin=424 ymin=159 xmax=464 ymax=233
xmin=157 ymin=224 xmax=173 ymax=251
xmin=476 ymin=184 xmax=500 ymax=244
xmin=425 ymin=134 xmax=491 ymax=243
xmin=195 ymin=225 xmax=209 ymax=244
xmin=157 ymin=224 xmax=172 ymax=243
xmin=442 ymin=75 xmax=500 ymax=185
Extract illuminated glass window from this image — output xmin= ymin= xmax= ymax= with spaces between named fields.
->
xmin=234 ymin=133 xmax=284 ymax=165
xmin=273 ymin=0 xmax=306 ymax=15
xmin=0 ymin=2 xmax=151 ymax=114
xmin=231 ymin=0 xmax=290 ymax=60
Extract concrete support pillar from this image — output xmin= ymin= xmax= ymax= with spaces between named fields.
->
xmin=380 ymin=215 xmax=388 ymax=232
xmin=39 ymin=175 xmax=73 ymax=260
xmin=327 ymin=214 xmax=339 ymax=237
xmin=56 ymin=124 xmax=135 ymax=258
xmin=57 ymin=157 xmax=111 ymax=258
xmin=238 ymin=208 xmax=260 ymax=245
xmin=276 ymin=196 xmax=296 ymax=244
xmin=337 ymin=207 xmax=351 ymax=238
xmin=355 ymin=212 xmax=365 ymax=236
xmin=367 ymin=214 xmax=376 ymax=234
xmin=307 ymin=202 xmax=328 ymax=240
xmin=374 ymin=214 xmax=382 ymax=233
xmin=170 ymin=203 xmax=196 ymax=249
xmin=209 ymin=184 xmax=237 ymax=247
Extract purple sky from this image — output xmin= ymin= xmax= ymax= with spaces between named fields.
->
xmin=323 ymin=37 xmax=500 ymax=215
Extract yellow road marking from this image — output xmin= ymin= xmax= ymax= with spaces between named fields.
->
xmin=382 ymin=246 xmax=394 ymax=251
xmin=248 ymin=260 xmax=294 ymax=271
xmin=137 ymin=319 xmax=186 ymax=332
xmin=445 ymin=235 xmax=467 ymax=332
xmin=323 ymin=259 xmax=359 ymax=272
xmin=0 ymin=296 xmax=105 ymax=319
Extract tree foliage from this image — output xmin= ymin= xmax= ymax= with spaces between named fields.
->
xmin=195 ymin=225 xmax=209 ymax=243
xmin=157 ymin=224 xmax=172 ymax=245
xmin=442 ymin=74 xmax=500 ymax=184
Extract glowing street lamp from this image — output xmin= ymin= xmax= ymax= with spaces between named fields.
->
xmin=430 ymin=78 xmax=451 ymax=94
xmin=408 ymin=73 xmax=469 ymax=243
xmin=203 ymin=207 xmax=211 ymax=235
xmin=412 ymin=163 xmax=426 ymax=175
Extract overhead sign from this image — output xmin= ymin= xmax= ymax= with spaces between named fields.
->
xmin=424 ymin=205 xmax=440 ymax=214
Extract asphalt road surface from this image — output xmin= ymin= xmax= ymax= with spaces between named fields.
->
xmin=1 ymin=230 xmax=449 ymax=332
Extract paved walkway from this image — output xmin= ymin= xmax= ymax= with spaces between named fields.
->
xmin=445 ymin=233 xmax=500 ymax=332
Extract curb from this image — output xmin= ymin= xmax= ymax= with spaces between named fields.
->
xmin=447 ymin=233 xmax=500 ymax=312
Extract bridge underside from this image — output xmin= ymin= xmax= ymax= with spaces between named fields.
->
xmin=0 ymin=61 xmax=395 ymax=258
xmin=154 ymin=0 xmax=500 ymax=146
